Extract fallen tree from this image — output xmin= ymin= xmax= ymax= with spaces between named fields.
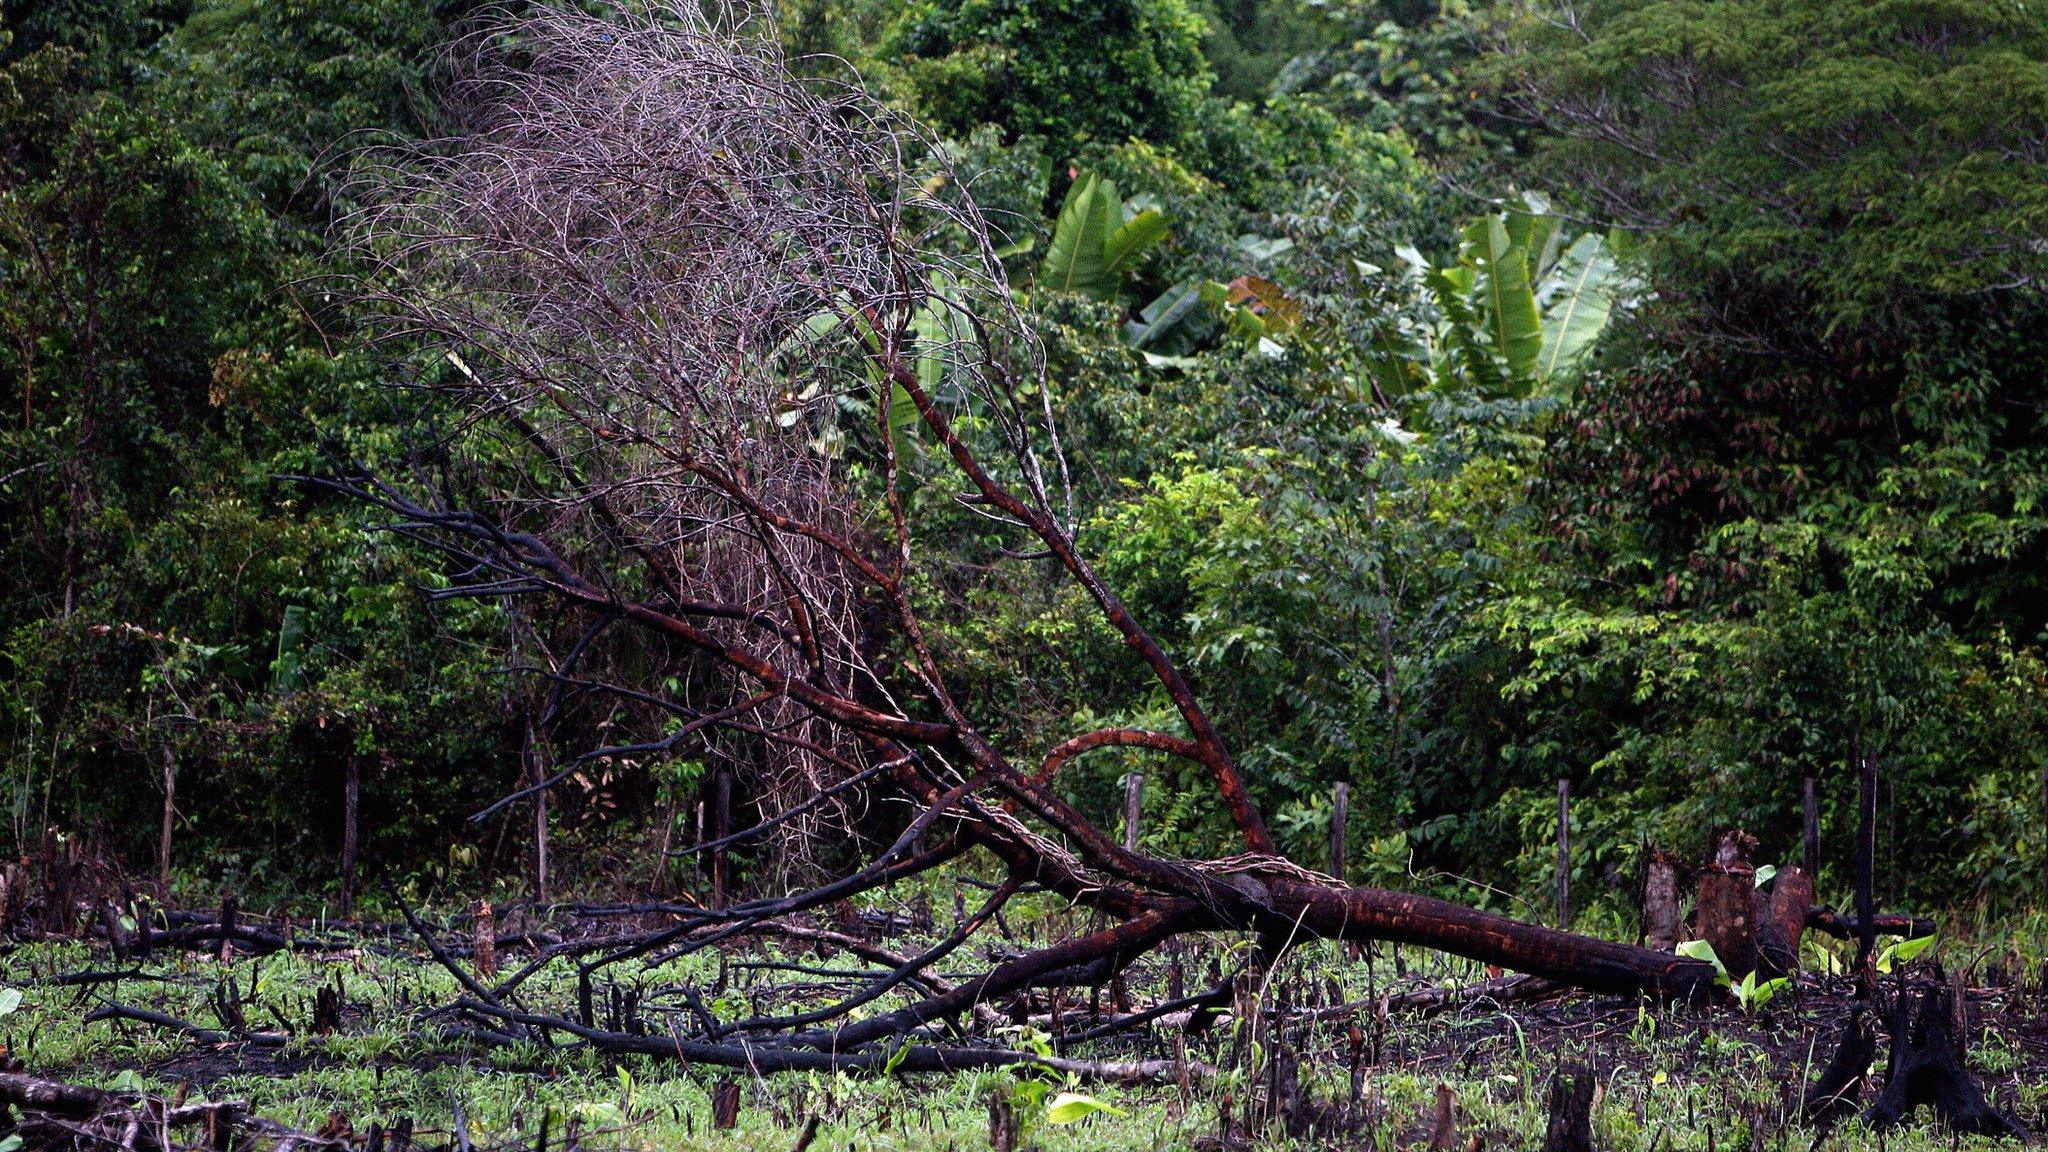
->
xmin=321 ymin=0 xmax=1716 ymax=1073
xmin=0 ymin=1071 xmax=349 ymax=1152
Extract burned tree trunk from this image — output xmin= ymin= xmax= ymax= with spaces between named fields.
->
xmin=1698 ymin=831 xmax=1758 ymax=976
xmin=1802 ymin=1007 xmax=1878 ymax=1130
xmin=1540 ymin=1064 xmax=1596 ymax=1152
xmin=1757 ymin=864 xmax=1813 ymax=979
xmin=1862 ymin=981 xmax=2028 ymax=1139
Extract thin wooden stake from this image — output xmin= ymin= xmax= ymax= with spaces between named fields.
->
xmin=474 ymin=900 xmax=497 ymax=979
xmin=158 ymin=746 xmax=177 ymax=900
xmin=1123 ymin=773 xmax=1144 ymax=853
xmin=1556 ymin=778 xmax=1571 ymax=929
xmin=1802 ymin=776 xmax=1819 ymax=877
xmin=523 ymin=716 xmax=551 ymax=904
xmin=340 ymin=754 xmax=361 ymax=918
xmin=1855 ymin=750 xmax=1879 ymax=980
xmin=1330 ymin=783 xmax=1349 ymax=882
xmin=713 ymin=765 xmax=732 ymax=908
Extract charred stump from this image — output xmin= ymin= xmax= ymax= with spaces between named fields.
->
xmin=1862 ymin=981 xmax=2028 ymax=1139
xmin=1699 ymin=831 xmax=1759 ymax=977
xmin=1756 ymin=864 xmax=1814 ymax=980
xmin=1540 ymin=1063 xmax=1596 ymax=1152
xmin=1800 ymin=1007 xmax=1878 ymax=1130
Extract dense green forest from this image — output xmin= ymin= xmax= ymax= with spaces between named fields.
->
xmin=3 ymin=0 xmax=2046 ymax=927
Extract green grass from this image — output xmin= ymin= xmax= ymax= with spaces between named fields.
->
xmin=0 ymin=924 xmax=2040 ymax=1151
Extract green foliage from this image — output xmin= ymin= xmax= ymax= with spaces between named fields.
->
xmin=1038 ymin=172 xmax=1170 ymax=298
xmin=893 ymin=0 xmax=1213 ymax=152
xmin=1509 ymin=0 xmax=2048 ymax=333
xmin=1363 ymin=195 xmax=1634 ymax=400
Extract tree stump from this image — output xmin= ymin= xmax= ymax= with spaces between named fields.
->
xmin=1699 ymin=831 xmax=1759 ymax=976
xmin=1801 ymin=1007 xmax=1877 ymax=1130
xmin=1757 ymin=864 xmax=1814 ymax=979
xmin=1862 ymin=982 xmax=2028 ymax=1139
xmin=710 ymin=1079 xmax=742 ymax=1130
xmin=1643 ymin=850 xmax=1683 ymax=951
xmin=1540 ymin=1063 xmax=1595 ymax=1152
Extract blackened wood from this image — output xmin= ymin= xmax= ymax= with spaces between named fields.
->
xmin=1805 ymin=907 xmax=1935 ymax=940
xmin=987 ymin=1082 xmax=1019 ymax=1147
xmin=1862 ymin=983 xmax=2029 ymax=1139
xmin=217 ymin=892 xmax=237 ymax=961
xmin=1802 ymin=776 xmax=1819 ymax=877
xmin=340 ymin=754 xmax=361 ymax=918
xmin=1855 ymin=752 xmax=1878 ymax=979
xmin=1540 ymin=1064 xmax=1595 ymax=1152
xmin=713 ymin=765 xmax=732 ymax=909
xmin=1802 ymin=1007 xmax=1877 ymax=1130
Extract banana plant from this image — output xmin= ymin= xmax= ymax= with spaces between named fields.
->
xmin=1039 ymin=172 xmax=1169 ymax=299
xmin=1365 ymin=193 xmax=1637 ymax=401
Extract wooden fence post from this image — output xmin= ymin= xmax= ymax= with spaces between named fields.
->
xmin=713 ymin=765 xmax=733 ymax=908
xmin=1556 ymin=779 xmax=1571 ymax=929
xmin=1855 ymin=750 xmax=1879 ymax=978
xmin=1802 ymin=776 xmax=1819 ymax=878
xmin=1123 ymin=773 xmax=1144 ymax=853
xmin=1330 ymin=783 xmax=1349 ymax=883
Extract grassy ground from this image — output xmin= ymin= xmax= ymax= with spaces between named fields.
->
xmin=2 ymin=910 xmax=2044 ymax=1151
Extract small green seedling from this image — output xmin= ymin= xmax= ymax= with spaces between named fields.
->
xmin=1875 ymin=934 xmax=1937 ymax=974
xmin=1045 ymin=1092 xmax=1128 ymax=1125
xmin=1676 ymin=940 xmax=1790 ymax=1013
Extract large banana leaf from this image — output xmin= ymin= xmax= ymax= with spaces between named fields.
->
xmin=1123 ymin=277 xmax=1206 ymax=351
xmin=272 ymin=605 xmax=308 ymax=695
xmin=1537 ymin=232 xmax=1617 ymax=383
xmin=1460 ymin=216 xmax=1542 ymax=388
xmin=1040 ymin=173 xmax=1120 ymax=294
xmin=1101 ymin=208 xmax=1170 ymax=282
xmin=1424 ymin=264 xmax=1511 ymax=397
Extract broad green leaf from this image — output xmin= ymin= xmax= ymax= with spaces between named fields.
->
xmin=1462 ymin=216 xmax=1542 ymax=387
xmin=1892 ymin=934 xmax=1938 ymax=962
xmin=1040 ymin=173 xmax=1119 ymax=294
xmin=1752 ymin=863 xmax=1777 ymax=888
xmin=1675 ymin=938 xmax=1725 ymax=974
xmin=272 ymin=604 xmax=308 ymax=695
xmin=1045 ymin=1092 xmax=1127 ymax=1124
xmin=1102 ymin=208 xmax=1169 ymax=280
xmin=1505 ymin=207 xmax=1561 ymax=282
xmin=1537 ymin=232 xmax=1617 ymax=383
xmin=0 ymin=987 xmax=21 ymax=1016
xmin=1878 ymin=933 xmax=1938 ymax=973
xmin=912 ymin=270 xmax=965 ymax=404
xmin=1235 ymin=233 xmax=1295 ymax=263
xmin=1124 ymin=278 xmax=1205 ymax=350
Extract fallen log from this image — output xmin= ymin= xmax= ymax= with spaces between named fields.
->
xmin=0 ymin=1071 xmax=343 ymax=1152
xmin=1805 ymin=907 xmax=1936 ymax=941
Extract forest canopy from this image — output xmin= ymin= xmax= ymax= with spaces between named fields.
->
xmin=1 ymin=0 xmax=2045 ymax=929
